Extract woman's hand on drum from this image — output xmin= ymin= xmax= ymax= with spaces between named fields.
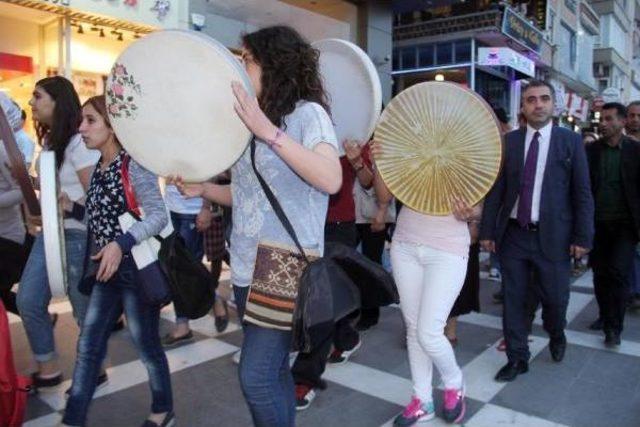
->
xmin=166 ymin=175 xmax=204 ymax=199
xmin=26 ymin=213 xmax=42 ymax=228
xmin=231 ymin=81 xmax=278 ymax=142
xmin=92 ymin=241 xmax=123 ymax=282
xmin=451 ymin=196 xmax=474 ymax=222
xmin=343 ymin=140 xmax=363 ymax=166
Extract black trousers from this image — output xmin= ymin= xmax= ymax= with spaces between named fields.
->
xmin=291 ymin=221 xmax=359 ymax=388
xmin=354 ymin=223 xmax=388 ymax=327
xmin=591 ymin=220 xmax=637 ymax=333
xmin=0 ymin=235 xmax=33 ymax=315
xmin=500 ymin=223 xmax=571 ymax=363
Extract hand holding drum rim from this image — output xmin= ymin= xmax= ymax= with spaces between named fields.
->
xmin=91 ymin=241 xmax=123 ymax=282
xmin=166 ymin=175 xmax=205 ymax=198
xmin=343 ymin=139 xmax=364 ymax=168
xmin=450 ymin=196 xmax=475 ymax=222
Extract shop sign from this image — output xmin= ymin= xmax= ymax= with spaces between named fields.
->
xmin=502 ymin=8 xmax=544 ymax=54
xmin=550 ymin=80 xmax=567 ymax=116
xmin=477 ymin=47 xmax=535 ymax=77
xmin=601 ymin=87 xmax=621 ymax=103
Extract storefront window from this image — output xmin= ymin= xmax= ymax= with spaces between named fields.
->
xmin=401 ymin=47 xmax=417 ymax=69
xmin=475 ymin=70 xmax=510 ymax=113
xmin=393 ymin=48 xmax=399 ymax=70
xmin=418 ymin=44 xmax=434 ymax=67
xmin=435 ymin=42 xmax=452 ymax=65
xmin=454 ymin=40 xmax=471 ymax=62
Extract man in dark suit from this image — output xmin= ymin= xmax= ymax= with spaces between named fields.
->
xmin=586 ymin=103 xmax=640 ymax=346
xmin=480 ymin=80 xmax=594 ymax=382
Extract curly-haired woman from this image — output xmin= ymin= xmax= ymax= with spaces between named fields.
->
xmin=175 ymin=26 xmax=341 ymax=426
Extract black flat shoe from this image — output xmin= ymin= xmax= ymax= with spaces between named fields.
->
xmin=549 ymin=335 xmax=566 ymax=362
xmin=494 ymin=361 xmax=528 ymax=382
xmin=31 ymin=372 xmax=62 ymax=389
xmin=214 ymin=300 xmax=229 ymax=333
xmin=140 ymin=411 xmax=175 ymax=427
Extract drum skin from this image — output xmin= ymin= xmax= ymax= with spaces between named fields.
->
xmin=375 ymin=82 xmax=502 ymax=215
xmin=106 ymin=30 xmax=254 ymax=182
xmin=313 ymin=38 xmax=381 ymax=145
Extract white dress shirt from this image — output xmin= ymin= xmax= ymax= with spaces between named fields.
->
xmin=510 ymin=121 xmax=553 ymax=223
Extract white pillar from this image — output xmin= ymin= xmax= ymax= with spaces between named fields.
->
xmin=64 ymin=16 xmax=72 ymax=80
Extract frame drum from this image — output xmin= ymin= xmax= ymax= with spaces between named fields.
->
xmin=39 ymin=151 xmax=67 ymax=298
xmin=106 ymin=30 xmax=254 ymax=182
xmin=312 ymin=38 xmax=382 ymax=144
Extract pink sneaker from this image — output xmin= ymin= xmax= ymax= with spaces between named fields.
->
xmin=393 ymin=396 xmax=435 ymax=426
xmin=442 ymin=386 xmax=466 ymax=424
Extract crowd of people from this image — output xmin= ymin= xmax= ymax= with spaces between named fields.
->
xmin=1 ymin=24 xmax=640 ymax=427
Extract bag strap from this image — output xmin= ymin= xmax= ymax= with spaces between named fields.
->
xmin=119 ymin=153 xmax=164 ymax=243
xmin=120 ymin=154 xmax=142 ymax=217
xmin=250 ymin=140 xmax=309 ymax=264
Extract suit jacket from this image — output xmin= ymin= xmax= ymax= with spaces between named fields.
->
xmin=585 ymin=136 xmax=640 ymax=239
xmin=480 ymin=126 xmax=594 ymax=261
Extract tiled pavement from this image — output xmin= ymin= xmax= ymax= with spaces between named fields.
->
xmin=9 ymin=266 xmax=640 ymax=427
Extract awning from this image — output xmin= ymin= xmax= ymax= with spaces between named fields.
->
xmin=0 ymin=53 xmax=34 ymax=81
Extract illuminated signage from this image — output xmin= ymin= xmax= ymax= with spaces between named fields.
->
xmin=502 ymin=8 xmax=544 ymax=54
xmin=477 ymin=47 xmax=535 ymax=77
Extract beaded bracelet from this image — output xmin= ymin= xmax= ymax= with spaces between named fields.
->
xmin=266 ymin=129 xmax=284 ymax=148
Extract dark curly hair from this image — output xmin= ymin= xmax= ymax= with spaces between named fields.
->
xmin=242 ymin=26 xmax=330 ymax=128
xmin=34 ymin=76 xmax=81 ymax=170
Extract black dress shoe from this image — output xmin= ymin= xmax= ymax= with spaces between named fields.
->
xmin=549 ymin=336 xmax=567 ymax=362
xmin=604 ymin=330 xmax=621 ymax=347
xmin=495 ymin=361 xmax=528 ymax=382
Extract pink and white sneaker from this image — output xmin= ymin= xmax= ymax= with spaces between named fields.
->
xmin=442 ymin=385 xmax=466 ymax=424
xmin=393 ymin=396 xmax=435 ymax=426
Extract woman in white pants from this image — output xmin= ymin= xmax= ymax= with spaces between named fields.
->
xmin=372 ymin=144 xmax=481 ymax=425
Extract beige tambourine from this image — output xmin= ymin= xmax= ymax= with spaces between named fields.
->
xmin=106 ymin=30 xmax=254 ymax=182
xmin=40 ymin=151 xmax=67 ymax=298
xmin=375 ymin=82 xmax=502 ymax=215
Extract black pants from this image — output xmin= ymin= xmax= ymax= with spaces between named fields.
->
xmin=291 ymin=221 xmax=359 ymax=388
xmin=354 ymin=223 xmax=388 ymax=327
xmin=591 ymin=220 xmax=637 ymax=333
xmin=0 ymin=235 xmax=33 ymax=315
xmin=501 ymin=223 xmax=571 ymax=363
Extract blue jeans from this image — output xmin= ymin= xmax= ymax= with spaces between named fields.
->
xmin=234 ymin=285 xmax=295 ymax=427
xmin=17 ymin=229 xmax=89 ymax=362
xmin=63 ymin=257 xmax=172 ymax=426
xmin=170 ymin=212 xmax=204 ymax=325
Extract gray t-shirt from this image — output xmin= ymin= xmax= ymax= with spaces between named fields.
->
xmin=230 ymin=101 xmax=338 ymax=287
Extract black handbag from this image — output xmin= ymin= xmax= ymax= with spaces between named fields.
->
xmin=121 ymin=155 xmax=214 ymax=315
xmin=158 ymin=231 xmax=216 ymax=319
